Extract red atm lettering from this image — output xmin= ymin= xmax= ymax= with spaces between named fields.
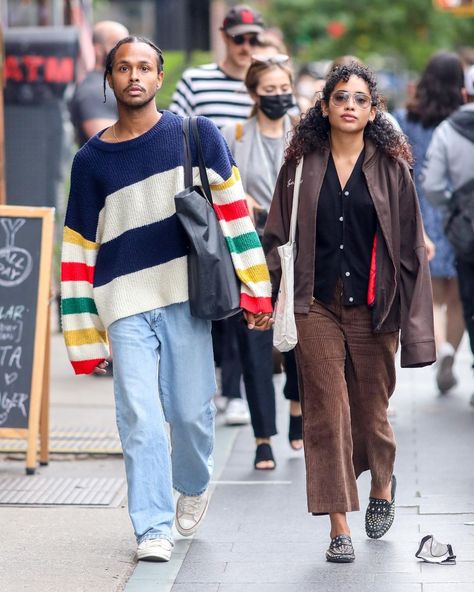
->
xmin=44 ymin=57 xmax=74 ymax=83
xmin=5 ymin=56 xmax=22 ymax=82
xmin=23 ymin=56 xmax=44 ymax=81
xmin=4 ymin=55 xmax=74 ymax=83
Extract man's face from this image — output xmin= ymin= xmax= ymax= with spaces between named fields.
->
xmin=222 ymin=30 xmax=260 ymax=70
xmin=107 ymin=42 xmax=163 ymax=109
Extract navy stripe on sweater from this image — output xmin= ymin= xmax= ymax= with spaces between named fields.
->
xmin=94 ymin=215 xmax=189 ymax=287
xmin=66 ymin=112 xmax=235 ymax=244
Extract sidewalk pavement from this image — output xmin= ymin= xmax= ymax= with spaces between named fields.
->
xmin=0 ymin=327 xmax=473 ymax=592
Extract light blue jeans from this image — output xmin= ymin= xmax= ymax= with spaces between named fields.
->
xmin=108 ymin=301 xmax=216 ymax=544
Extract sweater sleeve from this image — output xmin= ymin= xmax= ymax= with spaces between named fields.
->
xmin=421 ymin=123 xmax=452 ymax=207
xmin=61 ymin=153 xmax=109 ymax=375
xmin=196 ymin=117 xmax=273 ymax=314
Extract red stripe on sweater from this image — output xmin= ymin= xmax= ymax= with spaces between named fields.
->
xmin=71 ymin=358 xmax=104 ymax=375
xmin=213 ymin=199 xmax=249 ymax=222
xmin=240 ymin=293 xmax=273 ymax=314
xmin=62 ymin=262 xmax=95 ymax=284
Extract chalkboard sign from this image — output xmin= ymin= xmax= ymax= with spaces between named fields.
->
xmin=0 ymin=205 xmax=54 ymax=473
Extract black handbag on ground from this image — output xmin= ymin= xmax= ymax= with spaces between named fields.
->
xmin=174 ymin=116 xmax=241 ymax=320
xmin=444 ymin=176 xmax=474 ymax=263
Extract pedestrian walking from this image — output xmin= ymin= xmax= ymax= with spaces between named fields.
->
xmin=221 ymin=54 xmax=302 ymax=468
xmin=264 ymin=62 xmax=436 ymax=563
xmin=422 ymin=64 xmax=474 ymax=406
xmin=169 ymin=3 xmax=264 ymax=129
xmin=170 ymin=4 xmax=267 ymax=426
xmin=61 ymin=36 xmax=272 ymax=562
xmin=69 ymin=20 xmax=129 ymax=146
xmin=395 ymin=53 xmax=466 ymax=395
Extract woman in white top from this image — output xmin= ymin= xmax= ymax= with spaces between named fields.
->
xmin=221 ymin=55 xmax=302 ymax=470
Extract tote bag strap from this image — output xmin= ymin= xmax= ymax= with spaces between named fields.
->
xmin=289 ymin=157 xmax=304 ymax=243
xmin=182 ymin=116 xmax=193 ymax=188
xmin=190 ymin=116 xmax=213 ymax=204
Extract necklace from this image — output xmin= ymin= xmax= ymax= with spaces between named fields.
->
xmin=112 ymin=123 xmax=119 ymax=142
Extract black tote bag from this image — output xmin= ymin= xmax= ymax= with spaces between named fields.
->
xmin=174 ymin=117 xmax=241 ymax=320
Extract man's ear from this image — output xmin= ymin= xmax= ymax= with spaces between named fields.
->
xmin=107 ymin=73 xmax=113 ymax=90
xmin=156 ymin=70 xmax=164 ymax=90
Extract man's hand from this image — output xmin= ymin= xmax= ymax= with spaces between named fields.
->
xmin=243 ymin=311 xmax=274 ymax=331
xmin=93 ymin=360 xmax=109 ymax=375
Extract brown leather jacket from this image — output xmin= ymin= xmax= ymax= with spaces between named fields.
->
xmin=263 ymin=141 xmax=436 ymax=368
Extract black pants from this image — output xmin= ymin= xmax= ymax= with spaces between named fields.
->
xmin=283 ymin=349 xmax=300 ymax=402
xmin=230 ymin=314 xmax=277 ymax=438
xmin=213 ymin=319 xmax=242 ymax=398
xmin=456 ymin=258 xmax=474 ymax=363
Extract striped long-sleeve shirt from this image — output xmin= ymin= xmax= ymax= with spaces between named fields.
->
xmin=61 ymin=110 xmax=272 ymax=375
xmin=169 ymin=63 xmax=253 ymax=128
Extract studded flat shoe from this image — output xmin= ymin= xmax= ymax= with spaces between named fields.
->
xmin=365 ymin=474 xmax=397 ymax=539
xmin=325 ymin=534 xmax=355 ymax=563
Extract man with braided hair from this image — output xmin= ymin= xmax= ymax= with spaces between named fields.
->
xmin=61 ymin=37 xmax=273 ymax=562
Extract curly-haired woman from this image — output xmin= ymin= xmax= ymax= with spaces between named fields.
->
xmin=263 ymin=62 xmax=436 ymax=563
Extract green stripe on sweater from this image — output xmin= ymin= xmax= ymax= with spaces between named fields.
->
xmin=62 ymin=297 xmax=98 ymax=316
xmin=225 ymin=232 xmax=261 ymax=254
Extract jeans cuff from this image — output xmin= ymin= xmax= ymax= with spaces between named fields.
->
xmin=173 ymin=483 xmax=209 ymax=497
xmin=137 ymin=533 xmax=174 ymax=546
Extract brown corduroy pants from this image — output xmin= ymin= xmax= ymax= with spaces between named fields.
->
xmin=295 ymin=291 xmax=399 ymax=515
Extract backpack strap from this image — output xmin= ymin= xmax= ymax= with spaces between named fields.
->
xmin=235 ymin=121 xmax=244 ymax=141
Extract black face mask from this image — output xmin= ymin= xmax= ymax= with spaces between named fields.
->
xmin=258 ymin=93 xmax=294 ymax=120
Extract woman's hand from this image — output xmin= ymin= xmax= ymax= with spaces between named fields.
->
xmin=243 ymin=311 xmax=274 ymax=331
xmin=423 ymin=231 xmax=436 ymax=261
xmin=244 ymin=194 xmax=261 ymax=224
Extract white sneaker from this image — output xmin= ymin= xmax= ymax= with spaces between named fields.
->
xmin=136 ymin=538 xmax=173 ymax=562
xmin=225 ymin=398 xmax=250 ymax=425
xmin=175 ymin=490 xmax=209 ymax=537
xmin=214 ymin=395 xmax=228 ymax=414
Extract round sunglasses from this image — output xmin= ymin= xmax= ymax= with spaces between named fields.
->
xmin=227 ymin=33 xmax=262 ymax=47
xmin=330 ymin=91 xmax=373 ymax=109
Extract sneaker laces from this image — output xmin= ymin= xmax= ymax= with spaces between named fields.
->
xmin=178 ymin=495 xmax=203 ymax=519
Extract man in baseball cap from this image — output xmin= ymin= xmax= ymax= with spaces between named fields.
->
xmin=169 ymin=4 xmax=267 ymax=427
xmin=170 ymin=4 xmax=265 ymax=128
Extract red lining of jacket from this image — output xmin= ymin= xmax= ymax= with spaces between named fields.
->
xmin=367 ymin=233 xmax=377 ymax=307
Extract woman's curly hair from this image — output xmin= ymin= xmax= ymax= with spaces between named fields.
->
xmin=285 ymin=62 xmax=413 ymax=165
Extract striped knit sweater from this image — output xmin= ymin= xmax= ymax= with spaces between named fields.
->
xmin=61 ymin=110 xmax=272 ymax=375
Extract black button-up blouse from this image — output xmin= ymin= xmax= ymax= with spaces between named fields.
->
xmin=314 ymin=150 xmax=377 ymax=306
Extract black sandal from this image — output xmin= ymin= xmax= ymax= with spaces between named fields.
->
xmin=365 ymin=474 xmax=397 ymax=539
xmin=288 ymin=414 xmax=303 ymax=450
xmin=326 ymin=534 xmax=355 ymax=563
xmin=254 ymin=443 xmax=276 ymax=470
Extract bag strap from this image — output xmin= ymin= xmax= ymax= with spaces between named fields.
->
xmin=289 ymin=157 xmax=304 ymax=243
xmin=182 ymin=117 xmax=194 ymax=188
xmin=190 ymin=116 xmax=213 ymax=205
xmin=235 ymin=121 xmax=244 ymax=141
